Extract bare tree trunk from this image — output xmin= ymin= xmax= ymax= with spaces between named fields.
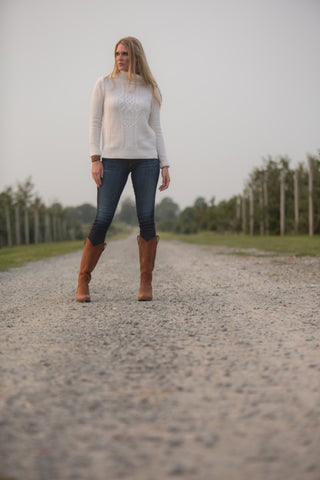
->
xmin=259 ymin=182 xmax=264 ymax=236
xmin=236 ymin=195 xmax=241 ymax=231
xmin=263 ymin=173 xmax=269 ymax=235
xmin=308 ymin=157 xmax=314 ymax=237
xmin=24 ymin=205 xmax=30 ymax=245
xmin=242 ymin=192 xmax=247 ymax=234
xmin=280 ymin=170 xmax=285 ymax=236
xmin=45 ymin=212 xmax=51 ymax=242
xmin=293 ymin=171 xmax=299 ymax=234
xmin=249 ymin=188 xmax=254 ymax=236
xmin=236 ymin=196 xmax=241 ymax=221
xmin=15 ymin=204 xmax=21 ymax=246
xmin=5 ymin=205 xmax=13 ymax=247
xmin=34 ymin=208 xmax=40 ymax=244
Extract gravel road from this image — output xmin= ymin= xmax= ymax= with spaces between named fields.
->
xmin=1 ymin=233 xmax=320 ymax=480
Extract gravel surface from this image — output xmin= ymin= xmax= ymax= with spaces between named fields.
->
xmin=1 ymin=233 xmax=320 ymax=480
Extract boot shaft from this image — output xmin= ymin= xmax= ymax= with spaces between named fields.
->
xmin=137 ymin=235 xmax=159 ymax=301
xmin=79 ymin=238 xmax=105 ymax=274
xmin=137 ymin=235 xmax=159 ymax=274
xmin=76 ymin=238 xmax=105 ymax=302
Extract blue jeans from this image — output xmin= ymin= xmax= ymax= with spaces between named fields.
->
xmin=88 ymin=158 xmax=160 ymax=245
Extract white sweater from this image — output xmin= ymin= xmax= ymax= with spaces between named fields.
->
xmin=89 ymin=71 xmax=169 ymax=168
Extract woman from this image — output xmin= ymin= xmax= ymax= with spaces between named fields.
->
xmin=76 ymin=37 xmax=170 ymax=303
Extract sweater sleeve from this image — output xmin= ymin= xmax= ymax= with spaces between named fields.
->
xmin=89 ymin=77 xmax=104 ymax=157
xmin=149 ymin=94 xmax=169 ymax=168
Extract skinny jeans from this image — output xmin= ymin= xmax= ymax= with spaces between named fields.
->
xmin=88 ymin=158 xmax=160 ymax=245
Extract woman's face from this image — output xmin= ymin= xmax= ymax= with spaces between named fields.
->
xmin=115 ymin=43 xmax=129 ymax=72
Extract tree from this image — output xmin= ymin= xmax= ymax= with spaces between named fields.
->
xmin=116 ymin=197 xmax=137 ymax=225
xmin=193 ymin=197 xmax=209 ymax=230
xmin=0 ymin=188 xmax=14 ymax=247
xmin=307 ymin=153 xmax=320 ymax=234
xmin=176 ymin=207 xmax=198 ymax=233
xmin=245 ymin=156 xmax=292 ymax=235
xmin=67 ymin=203 xmax=96 ymax=224
xmin=32 ymin=196 xmax=45 ymax=244
xmin=155 ymin=197 xmax=179 ymax=231
xmin=215 ymin=196 xmax=239 ymax=232
xmin=15 ymin=177 xmax=35 ymax=245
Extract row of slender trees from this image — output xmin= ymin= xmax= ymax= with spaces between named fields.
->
xmin=111 ymin=151 xmax=320 ymax=236
xmin=0 ymin=178 xmax=85 ymax=247
xmin=0 ymin=177 xmax=130 ymax=248
xmin=1 ymin=151 xmax=319 ymax=247
xmin=241 ymin=153 xmax=320 ymax=236
xmin=155 ymin=152 xmax=320 ymax=235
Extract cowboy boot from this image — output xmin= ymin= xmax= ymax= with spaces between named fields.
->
xmin=137 ymin=235 xmax=159 ymax=301
xmin=76 ymin=238 xmax=105 ymax=302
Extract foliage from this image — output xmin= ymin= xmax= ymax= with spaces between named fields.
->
xmin=1 ymin=150 xmax=319 ymax=249
xmin=66 ymin=203 xmax=96 ymax=224
xmin=243 ymin=153 xmax=320 ymax=235
xmin=155 ymin=197 xmax=179 ymax=231
xmin=115 ymin=197 xmax=138 ymax=225
xmin=163 ymin=150 xmax=320 ymax=237
xmin=0 ymin=178 xmax=85 ymax=247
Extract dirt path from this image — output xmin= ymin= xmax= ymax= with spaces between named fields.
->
xmin=1 ymin=234 xmax=319 ymax=480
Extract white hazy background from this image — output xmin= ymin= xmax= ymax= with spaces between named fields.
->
xmin=1 ymin=0 xmax=319 ymax=209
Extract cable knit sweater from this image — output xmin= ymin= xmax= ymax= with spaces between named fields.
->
xmin=89 ymin=71 xmax=169 ymax=168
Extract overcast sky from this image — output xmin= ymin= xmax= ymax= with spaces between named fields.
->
xmin=1 ymin=0 xmax=319 ymax=210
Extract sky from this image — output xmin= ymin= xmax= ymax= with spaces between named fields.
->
xmin=1 ymin=0 xmax=320 ymax=211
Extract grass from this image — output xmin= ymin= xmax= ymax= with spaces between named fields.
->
xmin=159 ymin=231 xmax=320 ymax=257
xmin=0 ymin=231 xmax=130 ymax=272
xmin=1 ymin=231 xmax=319 ymax=272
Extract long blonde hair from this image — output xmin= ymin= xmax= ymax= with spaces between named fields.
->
xmin=110 ymin=37 xmax=162 ymax=105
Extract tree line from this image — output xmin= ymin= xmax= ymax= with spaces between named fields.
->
xmin=0 ymin=178 xmax=94 ymax=247
xmin=1 ymin=151 xmax=319 ymax=247
xmin=0 ymin=176 xmax=132 ymax=248
xmin=108 ymin=151 xmax=320 ymax=236
xmin=155 ymin=152 xmax=320 ymax=236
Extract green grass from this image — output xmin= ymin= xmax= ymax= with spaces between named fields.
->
xmin=0 ymin=241 xmax=84 ymax=272
xmin=0 ymin=231 xmax=130 ymax=272
xmin=2 ymin=231 xmax=319 ymax=272
xmin=159 ymin=231 xmax=320 ymax=257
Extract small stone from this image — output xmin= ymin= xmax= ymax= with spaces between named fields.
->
xmin=169 ymin=437 xmax=184 ymax=447
xmin=169 ymin=462 xmax=185 ymax=475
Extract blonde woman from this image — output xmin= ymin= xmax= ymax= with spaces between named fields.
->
xmin=76 ymin=37 xmax=170 ymax=303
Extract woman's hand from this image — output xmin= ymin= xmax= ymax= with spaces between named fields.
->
xmin=159 ymin=166 xmax=170 ymax=191
xmin=91 ymin=160 xmax=104 ymax=187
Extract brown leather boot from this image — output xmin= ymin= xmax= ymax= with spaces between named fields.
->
xmin=76 ymin=238 xmax=105 ymax=302
xmin=137 ymin=235 xmax=159 ymax=301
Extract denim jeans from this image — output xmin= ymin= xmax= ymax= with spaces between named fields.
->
xmin=88 ymin=158 xmax=160 ymax=245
